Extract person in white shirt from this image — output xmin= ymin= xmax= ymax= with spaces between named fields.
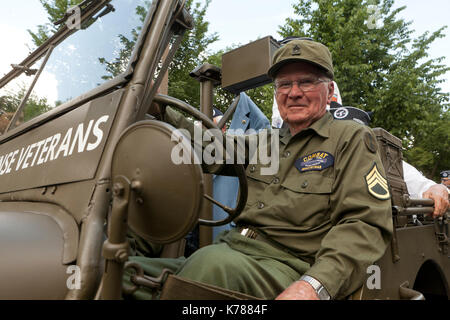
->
xmin=403 ymin=162 xmax=448 ymax=216
xmin=403 ymin=161 xmax=436 ymax=198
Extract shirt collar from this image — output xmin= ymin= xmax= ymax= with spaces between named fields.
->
xmin=279 ymin=111 xmax=332 ymax=144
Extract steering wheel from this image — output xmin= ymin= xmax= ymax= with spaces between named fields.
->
xmin=153 ymin=93 xmax=247 ymax=227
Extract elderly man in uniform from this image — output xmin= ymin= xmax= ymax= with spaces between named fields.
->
xmin=126 ymin=40 xmax=393 ymax=300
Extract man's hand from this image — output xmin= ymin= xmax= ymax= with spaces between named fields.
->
xmin=275 ymin=280 xmax=319 ymax=300
xmin=422 ymin=184 xmax=449 ymax=218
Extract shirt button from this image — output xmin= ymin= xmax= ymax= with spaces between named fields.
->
xmin=283 ymin=151 xmax=291 ymax=158
xmin=301 ymin=181 xmax=308 ymax=188
xmin=272 ymin=177 xmax=280 ymax=184
xmin=258 ymin=202 xmax=265 ymax=209
xmin=242 ymin=120 xmax=247 ymax=125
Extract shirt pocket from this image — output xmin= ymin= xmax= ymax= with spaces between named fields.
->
xmin=277 ymin=173 xmax=333 ymax=228
xmin=245 ymin=164 xmax=272 ymax=207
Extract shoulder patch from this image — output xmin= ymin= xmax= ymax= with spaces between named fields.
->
xmin=364 ymin=132 xmax=378 ymax=153
xmin=365 ymin=163 xmax=390 ymax=200
xmin=295 ymin=151 xmax=334 ymax=173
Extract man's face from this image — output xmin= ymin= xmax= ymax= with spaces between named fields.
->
xmin=275 ymin=62 xmax=333 ymax=134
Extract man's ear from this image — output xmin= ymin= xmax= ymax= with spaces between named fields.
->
xmin=326 ymin=81 xmax=335 ymax=105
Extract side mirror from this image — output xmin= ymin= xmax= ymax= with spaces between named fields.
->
xmin=111 ymin=120 xmax=204 ymax=244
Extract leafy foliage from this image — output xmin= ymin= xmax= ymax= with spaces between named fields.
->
xmin=97 ymin=9 xmax=144 ymax=80
xmin=168 ymin=0 xmax=218 ymax=107
xmin=0 ymin=85 xmax=51 ymax=126
xmin=98 ymin=0 xmax=219 ymax=109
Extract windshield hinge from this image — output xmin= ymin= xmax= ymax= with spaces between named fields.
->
xmin=10 ymin=64 xmax=38 ymax=76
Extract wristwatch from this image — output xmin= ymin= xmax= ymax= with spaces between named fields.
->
xmin=299 ymin=275 xmax=331 ymax=300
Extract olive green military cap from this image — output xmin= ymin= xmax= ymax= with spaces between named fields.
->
xmin=268 ymin=39 xmax=334 ymax=79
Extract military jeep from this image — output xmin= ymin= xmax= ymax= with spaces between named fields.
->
xmin=0 ymin=0 xmax=448 ymax=300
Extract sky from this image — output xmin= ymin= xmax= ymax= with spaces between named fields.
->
xmin=0 ymin=0 xmax=449 ymax=98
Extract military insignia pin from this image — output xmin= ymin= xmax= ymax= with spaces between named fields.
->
xmin=292 ymin=44 xmax=301 ymax=55
xmin=365 ymin=163 xmax=390 ymax=200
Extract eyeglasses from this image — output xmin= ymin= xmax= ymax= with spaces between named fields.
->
xmin=274 ymin=79 xmax=328 ymax=94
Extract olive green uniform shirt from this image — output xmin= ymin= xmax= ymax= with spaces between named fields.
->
xmin=164 ymin=108 xmax=393 ymax=299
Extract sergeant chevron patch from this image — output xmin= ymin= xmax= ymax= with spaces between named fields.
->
xmin=365 ymin=163 xmax=390 ymax=200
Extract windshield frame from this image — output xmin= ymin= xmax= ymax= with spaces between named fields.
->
xmin=0 ymin=0 xmax=122 ymax=136
xmin=0 ymin=0 xmax=152 ymax=142
xmin=0 ymin=0 xmax=192 ymax=145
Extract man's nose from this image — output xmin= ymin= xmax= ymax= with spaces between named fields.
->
xmin=288 ymin=82 xmax=304 ymax=98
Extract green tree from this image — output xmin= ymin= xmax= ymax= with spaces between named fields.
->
xmin=98 ymin=3 xmax=147 ymax=80
xmin=97 ymin=0 xmax=220 ymax=109
xmin=279 ymin=0 xmax=449 ymax=180
xmin=91 ymin=0 xmax=219 ymax=109
xmin=0 ymin=85 xmax=52 ymax=123
xmin=28 ymin=0 xmax=219 ymax=110
xmin=168 ymin=0 xmax=218 ymax=107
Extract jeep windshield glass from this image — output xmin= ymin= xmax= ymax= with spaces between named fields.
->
xmin=0 ymin=0 xmax=151 ymax=133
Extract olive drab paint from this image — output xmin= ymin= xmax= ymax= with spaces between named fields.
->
xmin=0 ymin=115 xmax=108 ymax=174
xmin=0 ymin=91 xmax=121 ymax=193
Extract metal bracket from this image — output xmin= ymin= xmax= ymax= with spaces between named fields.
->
xmin=10 ymin=64 xmax=38 ymax=76
xmin=99 ymin=175 xmax=131 ymax=299
xmin=189 ymin=63 xmax=222 ymax=86
xmin=102 ymin=240 xmax=129 ymax=263
xmin=122 ymin=262 xmax=173 ymax=297
xmin=434 ymin=216 xmax=449 ymax=254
